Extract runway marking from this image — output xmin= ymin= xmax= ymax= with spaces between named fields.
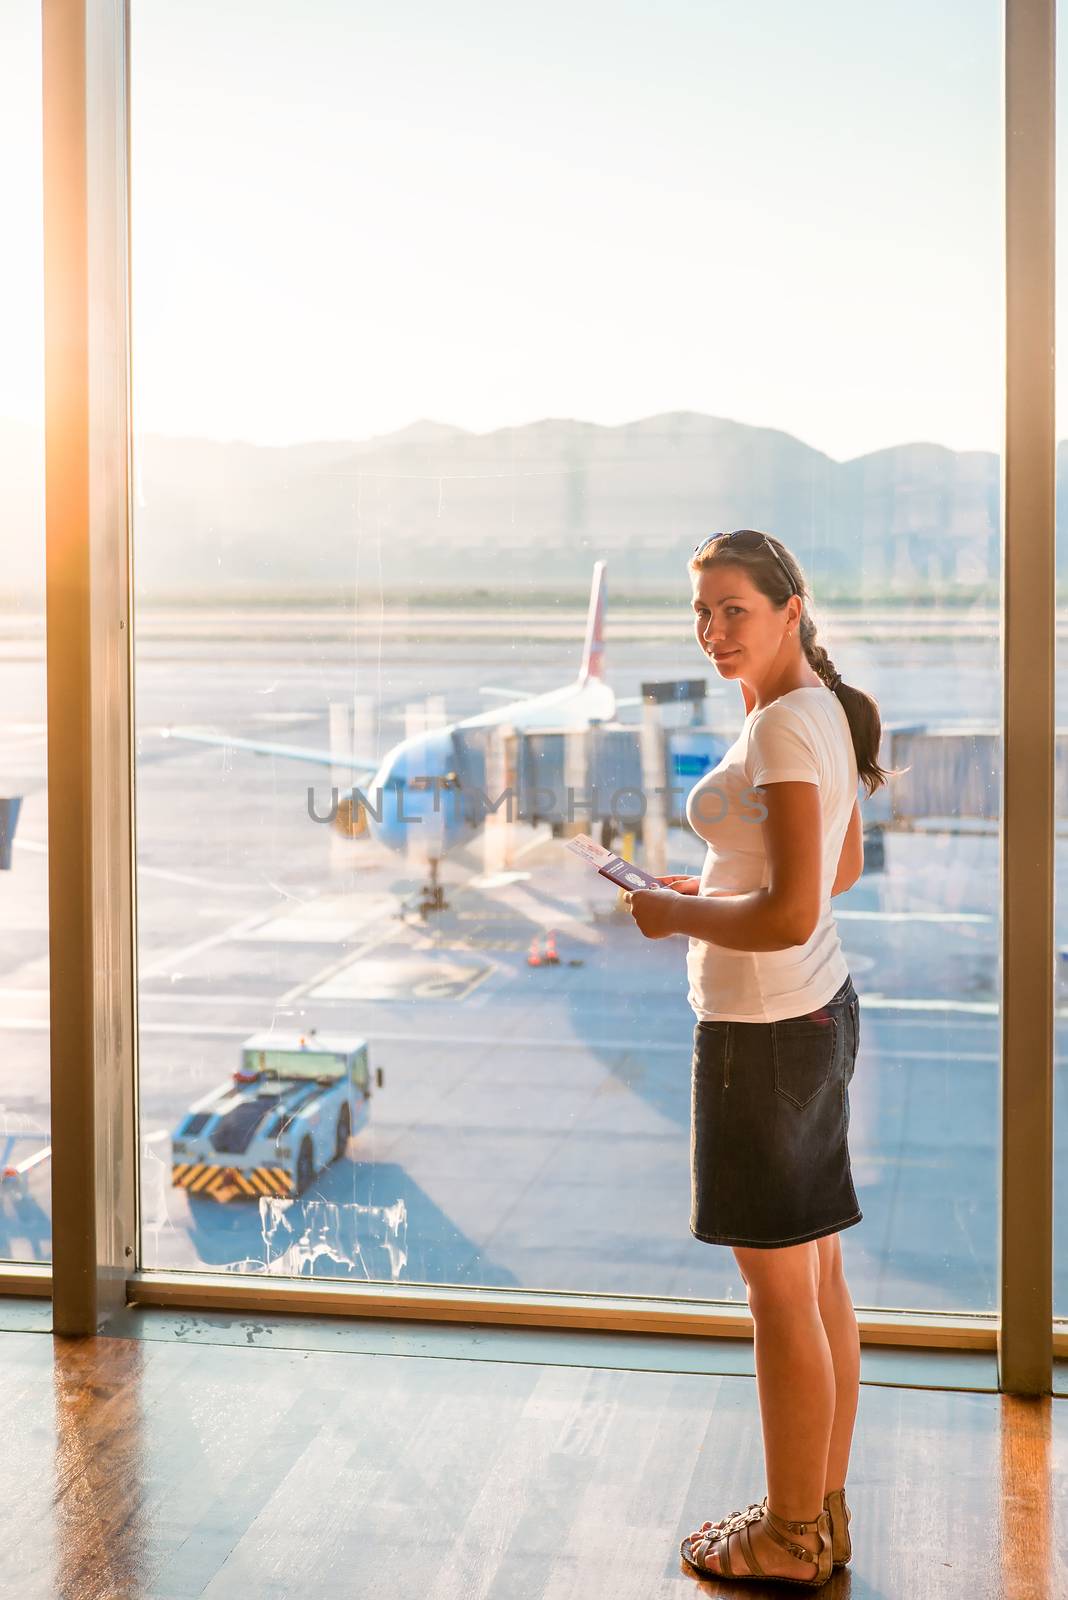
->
xmin=0 ymin=1001 xmax=1010 ymax=1059
xmin=0 ymin=1018 xmax=1036 ymax=1060
xmin=467 ymin=881 xmax=602 ymax=945
xmin=0 ymin=857 xmax=1010 ymax=934
xmin=0 ymin=987 xmax=277 ymax=1008
xmin=135 ymin=866 xmax=270 ymax=891
xmin=0 ymin=983 xmax=1035 ymax=1030
xmin=274 ymin=918 xmax=401 ymax=1006
xmin=850 ymin=1154 xmax=946 ymax=1169
xmin=14 ymin=836 xmax=267 ymax=893
xmin=247 ymin=894 xmax=397 ymax=950
xmin=855 ymin=996 xmax=1000 ymax=1014
xmin=138 ymin=907 xmax=279 ymax=980
xmin=835 ymin=910 xmax=993 ymax=924
xmin=0 ymin=977 xmax=1046 ymax=1025
xmin=858 ymin=1005 xmax=1053 ymax=1045
xmin=0 ymin=1018 xmax=659 ymax=1048
xmin=863 ymin=1047 xmax=997 ymax=1062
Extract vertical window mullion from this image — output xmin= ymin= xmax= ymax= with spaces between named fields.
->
xmin=43 ymin=0 xmax=137 ymax=1333
xmin=1000 ymin=0 xmax=1056 ymax=1394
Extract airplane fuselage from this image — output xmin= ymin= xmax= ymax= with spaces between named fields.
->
xmin=360 ymin=674 xmax=617 ymax=858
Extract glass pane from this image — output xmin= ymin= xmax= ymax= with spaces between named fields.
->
xmin=0 ymin=5 xmax=51 ymax=1265
xmin=132 ymin=0 xmax=1001 ymax=1310
xmin=1057 ymin=12 xmax=1068 ymax=1325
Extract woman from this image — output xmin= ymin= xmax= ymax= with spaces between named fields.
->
xmin=625 ymin=529 xmax=889 ymax=1588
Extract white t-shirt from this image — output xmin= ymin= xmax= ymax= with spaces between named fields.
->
xmin=684 ymin=686 xmax=858 ymax=1023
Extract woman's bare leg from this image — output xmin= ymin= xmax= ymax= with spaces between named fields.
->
xmin=815 ymin=1231 xmax=860 ymax=1494
xmin=690 ymin=1240 xmax=834 ymax=1579
xmin=733 ymin=1232 xmax=859 ymax=1492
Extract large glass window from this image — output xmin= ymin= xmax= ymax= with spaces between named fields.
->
xmin=0 ymin=5 xmax=51 ymax=1266
xmin=131 ymin=0 xmax=1002 ymax=1310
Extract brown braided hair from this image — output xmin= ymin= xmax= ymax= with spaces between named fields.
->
xmin=689 ymin=529 xmax=891 ymax=796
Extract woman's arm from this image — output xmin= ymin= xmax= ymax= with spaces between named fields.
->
xmin=831 ymin=799 xmax=863 ymax=897
xmin=635 ymin=781 xmax=823 ymax=949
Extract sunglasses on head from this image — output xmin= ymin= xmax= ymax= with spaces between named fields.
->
xmin=692 ymin=529 xmax=798 ymax=596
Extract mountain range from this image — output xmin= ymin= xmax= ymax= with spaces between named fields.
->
xmin=0 ymin=410 xmax=1041 ymax=600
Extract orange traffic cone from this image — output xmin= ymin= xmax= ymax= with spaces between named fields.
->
xmin=527 ymin=935 xmax=542 ymax=967
xmin=544 ymin=930 xmax=560 ymax=965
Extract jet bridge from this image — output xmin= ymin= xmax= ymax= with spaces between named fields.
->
xmin=468 ymin=716 xmax=1039 ymax=854
xmin=451 ymin=721 xmax=729 ymax=841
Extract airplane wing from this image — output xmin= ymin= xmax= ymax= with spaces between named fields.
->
xmin=161 ymin=727 xmax=380 ymax=774
xmin=478 ymin=686 xmax=537 ymax=701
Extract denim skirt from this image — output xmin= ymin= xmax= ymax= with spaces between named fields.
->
xmin=690 ymin=974 xmax=863 ymax=1249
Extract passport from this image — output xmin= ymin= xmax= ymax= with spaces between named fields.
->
xmin=564 ymin=834 xmax=663 ymax=892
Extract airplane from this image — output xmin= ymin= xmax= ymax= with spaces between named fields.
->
xmin=163 ymin=562 xmax=638 ymax=910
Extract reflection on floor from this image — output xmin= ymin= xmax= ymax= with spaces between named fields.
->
xmin=6 ymin=1302 xmax=1066 ymax=1599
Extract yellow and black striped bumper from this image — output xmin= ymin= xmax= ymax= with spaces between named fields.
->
xmin=171 ymin=1162 xmax=293 ymax=1201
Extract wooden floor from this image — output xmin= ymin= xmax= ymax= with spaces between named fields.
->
xmin=6 ymin=1314 xmax=1066 ymax=1599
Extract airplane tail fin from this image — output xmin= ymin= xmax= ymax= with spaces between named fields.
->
xmin=579 ymin=561 xmax=607 ymax=683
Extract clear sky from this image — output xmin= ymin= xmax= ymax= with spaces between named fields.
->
xmin=0 ymin=0 xmax=1034 ymax=461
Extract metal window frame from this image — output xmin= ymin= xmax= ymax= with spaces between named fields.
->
xmin=32 ymin=0 xmax=1057 ymax=1392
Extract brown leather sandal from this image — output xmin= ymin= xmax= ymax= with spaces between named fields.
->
xmin=692 ymin=1488 xmax=852 ymax=1568
xmin=680 ymin=1498 xmax=833 ymax=1587
xmin=823 ymin=1487 xmax=852 ymax=1566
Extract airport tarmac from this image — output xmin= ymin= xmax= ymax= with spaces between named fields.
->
xmin=2 ymin=615 xmax=1067 ymax=1315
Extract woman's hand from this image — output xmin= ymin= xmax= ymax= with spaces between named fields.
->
xmin=624 ymin=886 xmax=681 ymax=940
xmin=657 ymin=874 xmax=700 ymax=895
